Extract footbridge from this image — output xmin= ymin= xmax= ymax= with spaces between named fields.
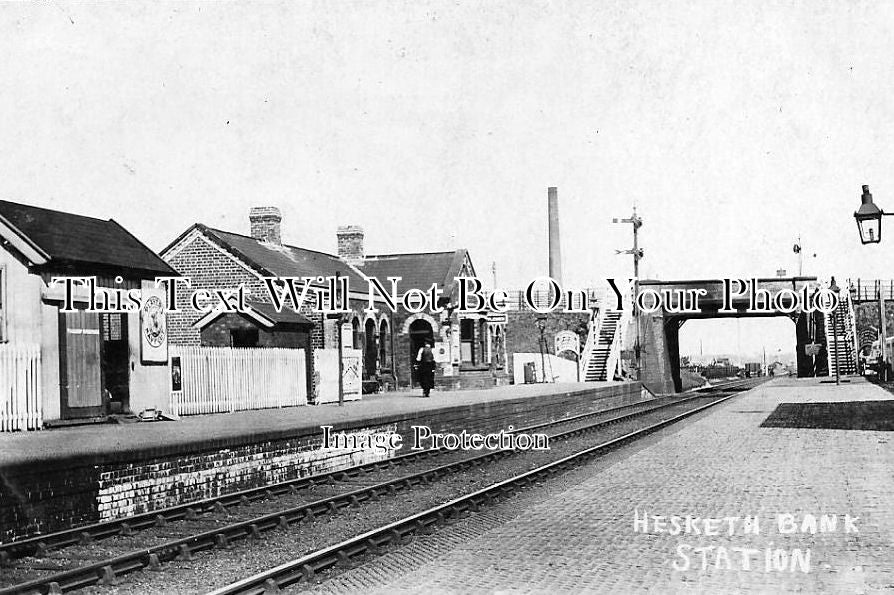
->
xmin=630 ymin=277 xmax=859 ymax=394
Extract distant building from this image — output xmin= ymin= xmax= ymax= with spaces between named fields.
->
xmin=356 ymin=245 xmax=507 ymax=389
xmin=744 ymin=362 xmax=762 ymax=377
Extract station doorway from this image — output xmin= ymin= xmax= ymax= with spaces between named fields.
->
xmin=409 ymin=319 xmax=434 ymax=387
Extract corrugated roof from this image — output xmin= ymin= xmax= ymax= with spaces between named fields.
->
xmin=204 ymin=227 xmax=367 ymax=288
xmin=0 ymin=199 xmax=175 ymax=276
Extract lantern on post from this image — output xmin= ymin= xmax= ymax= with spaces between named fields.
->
xmin=854 ymin=185 xmax=884 ymax=244
xmin=853 ymin=185 xmax=894 ymax=380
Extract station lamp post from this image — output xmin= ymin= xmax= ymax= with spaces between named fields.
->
xmin=535 ymin=314 xmax=548 ymax=383
xmin=853 ymin=185 xmax=891 ymax=380
xmin=854 ymin=185 xmax=886 ymax=244
xmin=438 ymin=297 xmax=457 ymax=369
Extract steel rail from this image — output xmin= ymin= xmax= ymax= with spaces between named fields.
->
xmin=0 ymin=383 xmax=764 ymax=595
xmin=207 ymin=391 xmax=744 ymax=595
xmin=0 ymin=382 xmax=752 ymax=562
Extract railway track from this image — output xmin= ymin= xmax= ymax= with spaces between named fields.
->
xmin=0 ymin=377 xmax=765 ymax=594
xmin=0 ymin=389 xmax=686 ymax=566
xmin=210 ymin=383 xmax=762 ymax=595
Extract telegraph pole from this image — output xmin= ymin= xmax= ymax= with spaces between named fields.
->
xmin=614 ymin=207 xmax=644 ymax=377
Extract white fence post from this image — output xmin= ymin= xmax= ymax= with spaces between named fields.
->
xmin=0 ymin=344 xmax=42 ymax=432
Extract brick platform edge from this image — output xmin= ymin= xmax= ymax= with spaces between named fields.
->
xmin=0 ymin=382 xmax=645 ymax=543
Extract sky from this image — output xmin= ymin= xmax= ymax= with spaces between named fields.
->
xmin=2 ymin=1 xmax=893 ymax=356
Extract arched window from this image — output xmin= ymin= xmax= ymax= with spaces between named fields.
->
xmin=364 ymin=318 xmax=377 ymax=378
xmin=409 ymin=319 xmax=434 ymax=386
xmin=379 ymin=319 xmax=389 ymax=370
xmin=352 ymin=317 xmax=361 ymax=350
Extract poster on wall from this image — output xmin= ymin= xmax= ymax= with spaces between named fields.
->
xmin=433 ymin=341 xmax=450 ymax=363
xmin=170 ymin=356 xmax=182 ymax=391
xmin=554 ymin=330 xmax=580 ymax=356
xmin=342 ymin=348 xmax=362 ymax=398
xmin=341 ymin=322 xmax=353 ymax=349
xmin=140 ymin=287 xmax=168 ymax=363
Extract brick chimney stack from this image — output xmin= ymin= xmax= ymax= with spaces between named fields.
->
xmin=548 ymin=187 xmax=562 ymax=285
xmin=249 ymin=206 xmax=282 ymax=245
xmin=337 ymin=225 xmax=365 ymax=265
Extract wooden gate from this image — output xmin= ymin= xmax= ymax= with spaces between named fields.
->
xmin=60 ymin=310 xmax=103 ymax=418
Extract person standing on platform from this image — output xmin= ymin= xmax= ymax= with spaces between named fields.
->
xmin=416 ymin=339 xmax=436 ymax=398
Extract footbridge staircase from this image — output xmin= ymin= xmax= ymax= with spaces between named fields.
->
xmin=580 ymin=307 xmax=628 ymax=381
xmin=825 ymin=285 xmax=859 ymax=376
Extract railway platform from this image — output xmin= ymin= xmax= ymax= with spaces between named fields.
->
xmin=0 ymin=381 xmax=630 ymax=467
xmin=309 ymin=376 xmax=894 ymax=594
xmin=0 ymin=380 xmax=644 ymax=544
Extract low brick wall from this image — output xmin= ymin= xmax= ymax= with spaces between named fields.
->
xmin=0 ymin=382 xmax=644 ymax=543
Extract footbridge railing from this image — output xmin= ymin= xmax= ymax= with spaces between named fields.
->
xmin=849 ymin=279 xmax=894 ymax=304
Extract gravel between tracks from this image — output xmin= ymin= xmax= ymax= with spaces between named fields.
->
xmin=2 ymin=398 xmax=679 ymax=589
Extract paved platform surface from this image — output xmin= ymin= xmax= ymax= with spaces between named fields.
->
xmin=0 ymin=381 xmax=624 ymax=467
xmin=309 ymin=377 xmax=894 ymax=594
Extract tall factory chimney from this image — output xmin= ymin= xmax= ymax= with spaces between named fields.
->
xmin=548 ymin=186 xmax=562 ymax=284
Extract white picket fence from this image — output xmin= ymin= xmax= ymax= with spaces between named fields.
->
xmin=169 ymin=346 xmax=307 ymax=416
xmin=0 ymin=344 xmax=42 ymax=432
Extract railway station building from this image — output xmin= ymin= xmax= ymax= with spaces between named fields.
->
xmin=161 ymin=207 xmax=509 ymax=394
xmin=339 ymin=227 xmax=509 ymax=390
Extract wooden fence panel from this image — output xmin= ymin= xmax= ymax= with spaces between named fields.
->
xmin=169 ymin=346 xmax=306 ymax=416
xmin=0 ymin=344 xmax=42 ymax=432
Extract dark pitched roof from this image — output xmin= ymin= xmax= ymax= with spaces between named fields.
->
xmin=0 ymin=199 xmax=175 ymax=276
xmin=360 ymin=249 xmax=471 ymax=293
xmin=201 ymin=227 xmax=367 ymax=288
xmin=163 ymin=224 xmax=476 ymax=298
xmin=191 ymin=301 xmax=312 ymax=330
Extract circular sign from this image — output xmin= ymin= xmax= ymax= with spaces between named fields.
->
xmin=142 ymin=295 xmax=166 ymax=348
